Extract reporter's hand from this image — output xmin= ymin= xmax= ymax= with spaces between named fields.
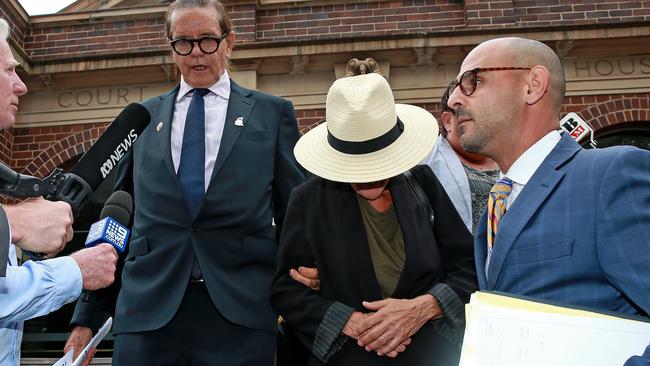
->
xmin=64 ymin=326 xmax=95 ymax=366
xmin=289 ymin=266 xmax=320 ymax=291
xmin=4 ymin=197 xmax=73 ymax=256
xmin=71 ymin=244 xmax=118 ymax=290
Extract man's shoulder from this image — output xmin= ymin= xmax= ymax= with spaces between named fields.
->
xmin=554 ymin=144 xmax=650 ymax=186
xmin=231 ymin=81 xmax=291 ymax=106
xmin=572 ymin=144 xmax=647 ymax=166
xmin=141 ymin=86 xmax=178 ymax=107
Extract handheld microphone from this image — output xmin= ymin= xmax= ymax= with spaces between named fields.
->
xmin=560 ymin=112 xmax=597 ymax=148
xmin=84 ymin=190 xmax=133 ymax=253
xmin=0 ymin=103 xmax=150 ymax=216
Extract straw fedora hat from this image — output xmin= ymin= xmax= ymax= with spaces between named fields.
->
xmin=294 ymin=73 xmax=438 ymax=183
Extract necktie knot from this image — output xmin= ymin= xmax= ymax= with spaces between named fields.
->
xmin=192 ymin=88 xmax=210 ymax=99
xmin=492 ymin=177 xmax=513 ymax=195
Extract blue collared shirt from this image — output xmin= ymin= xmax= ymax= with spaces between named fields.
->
xmin=0 ymin=242 xmax=82 ymax=365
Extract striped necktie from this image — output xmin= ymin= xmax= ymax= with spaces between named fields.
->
xmin=486 ymin=177 xmax=513 ymax=265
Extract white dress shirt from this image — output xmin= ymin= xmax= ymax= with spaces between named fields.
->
xmin=171 ymin=71 xmax=231 ymax=192
xmin=502 ymin=130 xmax=562 ymax=208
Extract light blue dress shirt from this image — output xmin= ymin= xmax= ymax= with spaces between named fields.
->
xmin=0 ymin=240 xmax=82 ymax=365
xmin=421 ymin=135 xmax=473 ymax=232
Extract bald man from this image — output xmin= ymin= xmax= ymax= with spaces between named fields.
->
xmin=447 ymin=37 xmax=650 ymax=364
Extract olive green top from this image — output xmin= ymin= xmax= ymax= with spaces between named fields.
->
xmin=356 ymin=195 xmax=405 ymax=299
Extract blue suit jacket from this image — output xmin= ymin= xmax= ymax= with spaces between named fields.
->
xmin=72 ymin=80 xmax=305 ymax=337
xmin=475 ymin=134 xmax=650 ymax=318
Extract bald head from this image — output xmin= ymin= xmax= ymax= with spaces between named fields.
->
xmin=473 ymin=37 xmax=566 ymax=111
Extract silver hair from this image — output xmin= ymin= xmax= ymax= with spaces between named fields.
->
xmin=0 ymin=18 xmax=9 ymax=40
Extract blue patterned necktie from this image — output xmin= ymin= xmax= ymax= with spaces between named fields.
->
xmin=486 ymin=177 xmax=513 ymax=268
xmin=178 ymin=88 xmax=209 ymax=218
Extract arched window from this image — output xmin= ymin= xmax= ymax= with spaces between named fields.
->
xmin=596 ymin=122 xmax=650 ymax=150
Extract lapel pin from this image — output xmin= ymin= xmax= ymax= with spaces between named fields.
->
xmin=156 ymin=122 xmax=164 ymax=132
xmin=234 ymin=116 xmax=244 ymax=127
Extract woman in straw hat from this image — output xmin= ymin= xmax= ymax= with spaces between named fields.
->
xmin=271 ymin=73 xmax=477 ymax=365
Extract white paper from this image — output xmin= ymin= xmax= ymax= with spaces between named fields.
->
xmin=52 ymin=349 xmax=74 ymax=366
xmin=71 ymin=317 xmax=113 ymax=366
xmin=460 ymin=294 xmax=650 ymax=366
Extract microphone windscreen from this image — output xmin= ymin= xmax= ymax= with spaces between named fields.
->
xmin=99 ymin=190 xmax=133 ymax=225
xmin=71 ymin=103 xmax=150 ymax=190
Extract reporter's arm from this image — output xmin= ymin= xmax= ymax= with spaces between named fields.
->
xmin=0 ymin=245 xmax=82 ymax=322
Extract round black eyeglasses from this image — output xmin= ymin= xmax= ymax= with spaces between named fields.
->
xmin=449 ymin=67 xmax=531 ymax=97
xmin=169 ymin=32 xmax=229 ymax=56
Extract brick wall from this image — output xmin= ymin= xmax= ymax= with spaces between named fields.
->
xmin=256 ymin=1 xmax=465 ymax=42
xmin=10 ymin=123 xmax=105 ymax=176
xmin=0 ymin=129 xmax=14 ymax=165
xmin=561 ymin=94 xmax=650 ymax=132
xmin=227 ymin=3 xmax=257 ymax=42
xmin=295 ymin=108 xmax=325 ymax=134
xmin=513 ymin=0 xmax=650 ymax=27
xmin=25 ymin=17 xmax=168 ymax=63
xmin=8 ymin=0 xmax=650 ymax=62
xmin=0 ymin=2 xmax=28 ymax=50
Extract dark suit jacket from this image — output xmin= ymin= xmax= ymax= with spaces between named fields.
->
xmin=72 ymin=80 xmax=305 ymax=336
xmin=271 ymin=165 xmax=477 ymax=365
xmin=476 ymin=134 xmax=650 ymax=317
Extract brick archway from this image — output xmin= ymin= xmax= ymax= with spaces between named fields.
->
xmin=23 ymin=127 xmax=102 ymax=178
xmin=578 ymin=96 xmax=650 ymax=133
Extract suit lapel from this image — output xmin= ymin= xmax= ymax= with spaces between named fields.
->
xmin=208 ymin=81 xmax=255 ymax=183
xmin=474 ymin=211 xmax=489 ymax=289
xmin=333 ymin=183 xmax=383 ymax=301
xmin=486 ymin=134 xmax=580 ymax=288
xmin=155 ymin=86 xmax=180 ymax=179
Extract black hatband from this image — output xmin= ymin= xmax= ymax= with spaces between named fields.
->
xmin=327 ymin=118 xmax=404 ymax=155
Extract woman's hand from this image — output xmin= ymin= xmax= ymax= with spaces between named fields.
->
xmin=343 ymin=311 xmax=412 ymax=358
xmin=357 ymin=295 xmax=443 ymax=357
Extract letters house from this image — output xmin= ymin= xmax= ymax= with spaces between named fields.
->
xmin=0 ymin=0 xmax=649 ymax=361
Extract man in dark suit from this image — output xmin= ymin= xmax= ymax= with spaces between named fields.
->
xmin=447 ymin=37 xmax=650 ymax=363
xmin=64 ymin=0 xmax=304 ymax=364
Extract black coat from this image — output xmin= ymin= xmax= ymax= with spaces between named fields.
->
xmin=271 ymin=165 xmax=477 ymax=365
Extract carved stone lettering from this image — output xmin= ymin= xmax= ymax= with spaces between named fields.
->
xmin=56 ymin=86 xmax=149 ymax=108
xmin=570 ymin=56 xmax=650 ymax=78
